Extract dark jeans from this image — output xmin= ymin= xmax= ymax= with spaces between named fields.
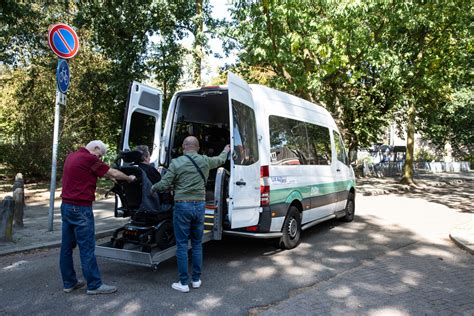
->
xmin=59 ymin=203 xmax=102 ymax=290
xmin=173 ymin=201 xmax=206 ymax=285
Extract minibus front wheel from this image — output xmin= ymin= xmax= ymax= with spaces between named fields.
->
xmin=340 ymin=192 xmax=355 ymax=222
xmin=278 ymin=206 xmax=302 ymax=249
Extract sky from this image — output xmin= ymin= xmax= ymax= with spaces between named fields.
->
xmin=158 ymin=1 xmax=236 ymax=87
xmin=203 ymin=0 xmax=236 ymax=83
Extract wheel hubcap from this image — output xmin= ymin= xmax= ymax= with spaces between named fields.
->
xmin=288 ymin=217 xmax=298 ymax=239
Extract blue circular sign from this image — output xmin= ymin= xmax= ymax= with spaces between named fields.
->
xmin=56 ymin=59 xmax=70 ymax=93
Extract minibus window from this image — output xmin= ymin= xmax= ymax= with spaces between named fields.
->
xmin=231 ymin=100 xmax=259 ymax=165
xmin=270 ymin=115 xmax=330 ymax=166
xmin=269 ymin=116 xmax=305 ymax=165
xmin=333 ymin=131 xmax=348 ymax=165
xmin=307 ymin=125 xmax=332 ymax=165
xmin=128 ymin=111 xmax=156 ymax=151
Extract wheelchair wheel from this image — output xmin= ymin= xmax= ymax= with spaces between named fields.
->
xmin=155 ymin=220 xmax=175 ymax=250
xmin=141 ymin=245 xmax=152 ymax=253
xmin=112 ymin=239 xmax=124 ymax=249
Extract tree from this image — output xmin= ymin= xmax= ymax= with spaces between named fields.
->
xmin=224 ymin=1 xmax=399 ymax=159
xmin=378 ymin=1 xmax=472 ymax=184
xmin=420 ymin=88 xmax=473 ymax=160
xmin=224 ymin=0 xmax=472 ymax=183
xmin=0 ymin=1 xmax=200 ymax=178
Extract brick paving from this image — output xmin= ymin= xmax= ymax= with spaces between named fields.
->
xmin=260 ymin=239 xmax=474 ymax=315
xmin=258 ymin=172 xmax=474 ymax=316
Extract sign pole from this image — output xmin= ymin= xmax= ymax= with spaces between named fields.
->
xmin=48 ymin=89 xmax=63 ymax=231
xmin=47 ymin=23 xmax=78 ymax=232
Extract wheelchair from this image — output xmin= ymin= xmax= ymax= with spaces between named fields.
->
xmin=107 ymin=150 xmax=175 ymax=252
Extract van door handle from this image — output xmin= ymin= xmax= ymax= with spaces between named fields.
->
xmin=236 ymin=181 xmax=246 ymax=186
xmin=336 ymin=169 xmax=341 ymax=172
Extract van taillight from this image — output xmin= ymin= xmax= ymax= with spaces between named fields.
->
xmin=260 ymin=165 xmax=270 ymax=206
xmin=245 ymin=226 xmax=258 ymax=232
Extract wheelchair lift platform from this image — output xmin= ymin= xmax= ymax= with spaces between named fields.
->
xmin=96 ymin=167 xmax=228 ymax=271
xmin=96 ymin=203 xmax=224 ymax=271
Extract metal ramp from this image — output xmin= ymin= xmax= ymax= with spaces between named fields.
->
xmin=96 ymin=168 xmax=228 ymax=271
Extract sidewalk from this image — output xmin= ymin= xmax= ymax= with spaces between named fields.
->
xmin=0 ymin=172 xmax=472 ymax=256
xmin=357 ymin=172 xmax=474 ymax=255
xmin=0 ymin=196 xmax=128 ymax=256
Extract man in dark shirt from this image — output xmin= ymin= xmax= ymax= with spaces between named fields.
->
xmin=134 ymin=145 xmax=161 ymax=184
xmin=60 ymin=140 xmax=136 ymax=295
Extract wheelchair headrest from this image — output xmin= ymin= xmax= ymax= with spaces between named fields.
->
xmin=119 ymin=150 xmax=143 ymax=164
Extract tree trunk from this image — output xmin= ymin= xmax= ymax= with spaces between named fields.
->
xmin=193 ymin=0 xmax=203 ymax=87
xmin=401 ymin=102 xmax=416 ymax=185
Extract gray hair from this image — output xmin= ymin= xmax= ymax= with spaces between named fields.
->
xmin=86 ymin=140 xmax=107 ymax=156
xmin=134 ymin=145 xmax=151 ymax=162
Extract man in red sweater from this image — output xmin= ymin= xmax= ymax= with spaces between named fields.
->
xmin=60 ymin=140 xmax=136 ymax=295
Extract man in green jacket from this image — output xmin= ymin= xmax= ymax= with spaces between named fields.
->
xmin=151 ymin=136 xmax=230 ymax=292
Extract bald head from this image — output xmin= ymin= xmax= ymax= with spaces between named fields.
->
xmin=183 ymin=136 xmax=200 ymax=153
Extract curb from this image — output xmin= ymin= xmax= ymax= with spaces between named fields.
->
xmin=449 ymin=232 xmax=474 ymax=255
xmin=0 ymin=229 xmax=116 ymax=257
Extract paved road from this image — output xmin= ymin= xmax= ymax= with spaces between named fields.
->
xmin=0 ymin=194 xmax=472 ymax=315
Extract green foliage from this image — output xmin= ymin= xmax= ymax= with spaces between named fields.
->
xmin=225 ymin=1 xmax=400 ymax=154
xmin=420 ymin=88 xmax=474 ymax=160
xmin=0 ymin=1 xmax=207 ymax=179
xmin=224 ymin=0 xmax=472 ymax=176
xmin=414 ymin=148 xmax=437 ymax=162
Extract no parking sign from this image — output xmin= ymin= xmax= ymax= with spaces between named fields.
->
xmin=48 ymin=23 xmax=79 ymax=59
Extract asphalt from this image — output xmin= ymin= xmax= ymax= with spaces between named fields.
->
xmin=0 ymin=172 xmax=474 ymax=256
xmin=0 ymin=173 xmax=472 ymax=257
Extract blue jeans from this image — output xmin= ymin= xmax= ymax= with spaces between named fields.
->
xmin=59 ymin=203 xmax=102 ymax=290
xmin=173 ymin=201 xmax=205 ymax=285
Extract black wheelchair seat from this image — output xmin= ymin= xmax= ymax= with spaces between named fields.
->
xmin=108 ymin=150 xmax=175 ymax=252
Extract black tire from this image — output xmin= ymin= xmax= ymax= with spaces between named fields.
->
xmin=112 ymin=239 xmax=124 ymax=249
xmin=156 ymin=220 xmax=175 ymax=250
xmin=340 ymin=192 xmax=355 ymax=222
xmin=141 ymin=245 xmax=152 ymax=253
xmin=278 ymin=206 xmax=302 ymax=249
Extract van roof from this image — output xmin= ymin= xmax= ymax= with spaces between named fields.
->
xmin=175 ymin=84 xmax=332 ymax=120
xmin=249 ymin=84 xmax=332 ymax=118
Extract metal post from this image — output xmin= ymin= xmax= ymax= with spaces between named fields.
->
xmin=48 ymin=89 xmax=62 ymax=231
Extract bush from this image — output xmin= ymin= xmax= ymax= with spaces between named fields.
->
xmin=1 ymin=140 xmax=53 ymax=181
xmin=415 ymin=148 xmax=437 ymax=162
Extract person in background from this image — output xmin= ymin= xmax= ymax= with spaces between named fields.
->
xmin=151 ymin=136 xmax=230 ymax=293
xmin=60 ymin=140 xmax=136 ymax=295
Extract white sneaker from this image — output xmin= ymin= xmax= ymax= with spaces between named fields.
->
xmin=171 ymin=282 xmax=189 ymax=293
xmin=86 ymin=283 xmax=117 ymax=295
xmin=192 ymin=280 xmax=202 ymax=289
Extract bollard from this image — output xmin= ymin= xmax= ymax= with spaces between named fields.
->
xmin=0 ymin=196 xmax=15 ymax=242
xmin=12 ymin=173 xmax=25 ymax=227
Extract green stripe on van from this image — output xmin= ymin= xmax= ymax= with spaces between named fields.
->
xmin=270 ymin=179 xmax=355 ymax=205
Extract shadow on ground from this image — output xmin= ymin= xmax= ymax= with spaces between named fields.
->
xmin=357 ymin=173 xmax=473 ymax=214
xmin=1 ymin=208 xmax=473 ymax=315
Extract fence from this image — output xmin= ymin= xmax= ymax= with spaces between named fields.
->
xmin=361 ymin=161 xmax=471 ymax=177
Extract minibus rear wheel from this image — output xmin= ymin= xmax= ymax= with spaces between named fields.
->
xmin=278 ymin=206 xmax=302 ymax=249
